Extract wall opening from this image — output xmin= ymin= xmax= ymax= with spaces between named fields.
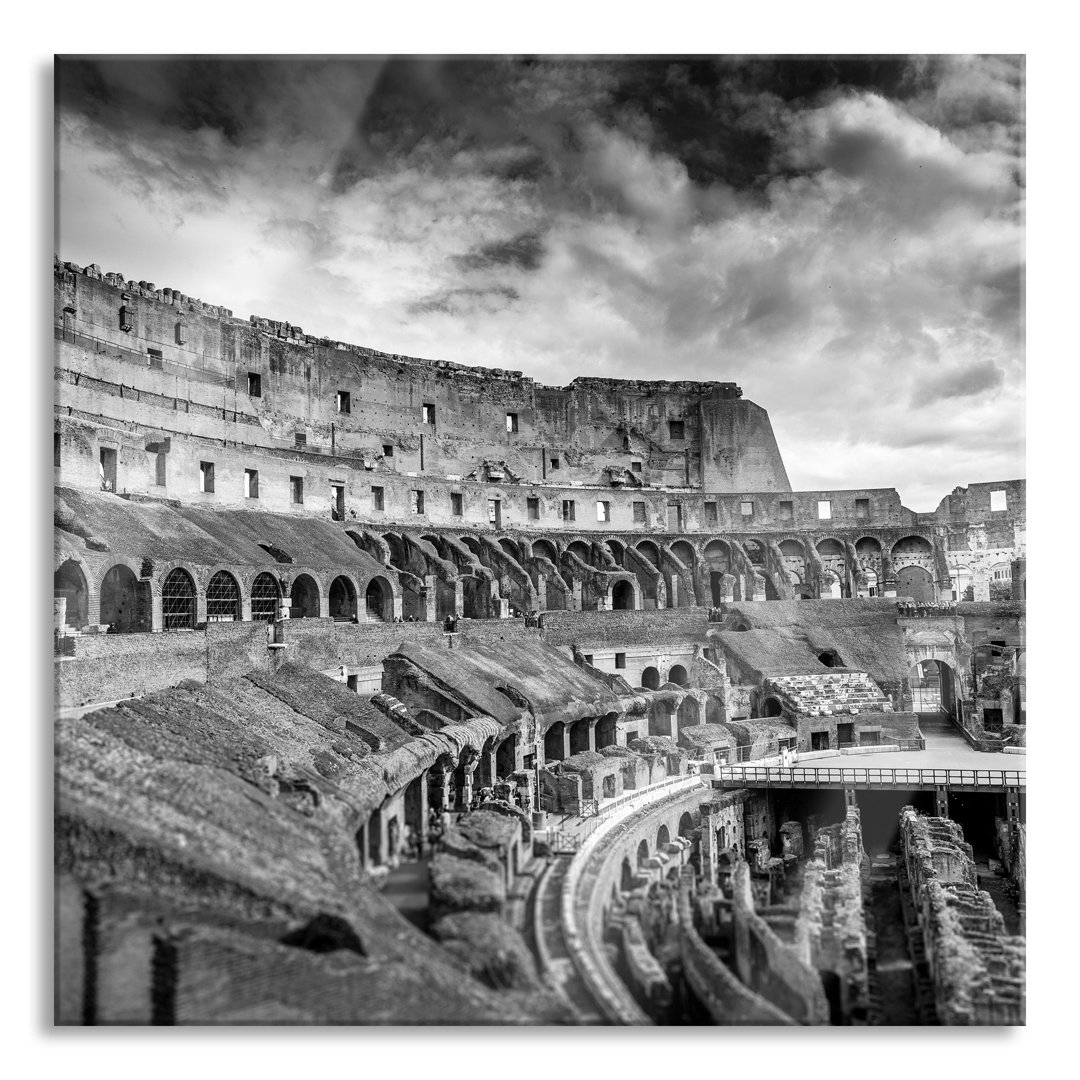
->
xmin=54 ymin=560 xmax=89 ymax=629
xmin=161 ymin=568 xmax=197 ymax=630
xmin=641 ymin=666 xmax=660 ymax=691
xmin=205 ymin=570 xmax=241 ymax=622
xmin=290 ymin=574 xmax=321 ymax=619
xmin=329 ymin=576 xmax=357 ymax=621
xmin=612 ymin=580 xmax=634 ymax=610
xmin=250 ymin=572 xmax=280 ymax=622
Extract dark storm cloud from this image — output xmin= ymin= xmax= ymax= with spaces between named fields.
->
xmin=55 ymin=55 xmax=1024 ymax=509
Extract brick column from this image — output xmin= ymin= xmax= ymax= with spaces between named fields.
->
xmin=424 ymin=574 xmax=437 ymax=622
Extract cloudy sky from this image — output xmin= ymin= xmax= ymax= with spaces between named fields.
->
xmin=55 ymin=56 xmax=1024 ymax=510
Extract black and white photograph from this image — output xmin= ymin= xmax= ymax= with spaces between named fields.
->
xmin=49 ymin=50 xmax=1027 ymax=1030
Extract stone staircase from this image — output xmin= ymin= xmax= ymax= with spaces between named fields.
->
xmin=766 ymin=672 xmax=890 ymax=718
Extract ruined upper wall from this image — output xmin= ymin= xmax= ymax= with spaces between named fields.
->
xmin=54 ymin=258 xmax=790 ymax=494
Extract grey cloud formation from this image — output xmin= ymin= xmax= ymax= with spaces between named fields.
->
xmin=55 ymin=56 xmax=1024 ymax=510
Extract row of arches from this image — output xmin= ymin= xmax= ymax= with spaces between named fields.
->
xmin=54 ymin=557 xmax=397 ymax=632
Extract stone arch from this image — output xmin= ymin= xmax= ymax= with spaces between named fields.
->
xmin=621 ymin=856 xmax=635 ymax=892
xmin=636 ymin=540 xmax=661 ymax=567
xmin=641 ymin=666 xmax=660 ymax=691
xmin=531 ymin=538 xmax=558 ymax=563
xmin=677 ymin=694 xmax=701 ymax=727
xmin=54 ymin=558 xmax=90 ymax=629
xmin=855 ymin=536 xmax=882 ymax=556
xmin=567 ymin=539 xmax=591 ymax=565
xmin=778 ymin=539 xmax=804 ymax=557
xmin=364 ymin=575 xmax=394 ymax=622
xmin=498 ymin=537 xmax=523 ymax=563
xmin=611 ymin=579 xmax=636 ymax=610
xmin=495 ymin=733 xmax=517 ymax=780
xmin=637 ymin=838 xmax=650 ymax=866
xmin=290 ymin=573 xmax=322 ymax=619
xmin=891 ymin=535 xmax=933 ymax=558
xmin=678 ymin=811 xmax=695 ymax=839
xmin=606 ymin=538 xmax=627 ymax=568
xmin=205 ymin=569 xmax=242 ymax=622
xmin=544 ymin=720 xmax=565 ymax=762
xmin=668 ymin=664 xmax=688 ymax=687
xmin=656 ymin=823 xmax=671 ymax=849
xmin=670 ymin=539 xmax=696 ymax=568
xmin=741 ymin=538 xmax=766 ymax=566
xmin=250 ymin=572 xmax=281 ymax=622
xmin=763 ymin=696 xmax=784 ymax=717
xmin=596 ymin=713 xmax=618 ymax=749
xmin=161 ymin=566 xmax=197 ymax=630
xmin=896 ymin=565 xmax=935 ymax=602
xmin=329 ymin=574 xmax=358 ymax=620
xmin=569 ymin=718 xmax=591 ymax=756
xmin=821 ymin=571 xmax=843 ymax=599
xmin=816 ymin=538 xmax=845 ymax=558
xmin=910 ymin=658 xmax=957 ymax=716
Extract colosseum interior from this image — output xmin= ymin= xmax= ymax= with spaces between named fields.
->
xmin=53 ymin=256 xmax=1025 ymax=1027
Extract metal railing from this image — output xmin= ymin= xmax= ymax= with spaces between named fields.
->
xmin=713 ymin=765 xmax=1025 ymax=789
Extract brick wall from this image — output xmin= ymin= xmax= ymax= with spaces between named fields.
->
xmin=540 ymin=607 xmax=710 ymax=646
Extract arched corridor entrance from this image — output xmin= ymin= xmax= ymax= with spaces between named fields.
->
xmin=290 ymin=574 xmax=321 ymax=619
xmin=668 ymin=664 xmax=688 ymax=687
xmin=329 ymin=575 xmax=357 ymax=620
xmin=897 ymin=565 xmax=935 ymax=602
xmin=641 ymin=666 xmax=660 ymax=691
xmin=54 ymin=560 xmax=88 ymax=629
xmin=206 ymin=571 xmax=241 ymax=622
xmin=611 ymin=580 xmax=635 ymax=610
xmin=100 ymin=564 xmax=146 ymax=633
xmin=910 ymin=659 xmax=957 ymax=717
xmin=161 ymin=568 xmax=196 ymax=631
xmin=250 ymin=573 xmax=280 ymax=622
xmin=365 ymin=576 xmax=392 ymax=621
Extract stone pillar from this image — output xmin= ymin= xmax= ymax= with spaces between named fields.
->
xmin=587 ymin=720 xmax=597 ymax=753
xmin=424 ymin=574 xmax=437 ymax=622
xmin=392 ymin=594 xmax=403 ymax=621
xmin=241 ymin=596 xmax=252 ymax=622
xmin=457 ymin=767 xmax=475 ymax=811
xmin=497 ymin=597 xmax=510 ymax=618
xmin=572 ymin=579 xmax=583 ymax=611
xmin=430 ymin=767 xmax=453 ymax=811
xmin=668 ymin=576 xmax=678 ymax=608
xmin=196 ymin=590 xmax=208 ymax=626
xmin=536 ymin=574 xmax=547 ymax=612
xmin=151 ymin=594 xmax=163 ymax=632
xmin=844 ymin=787 xmax=858 ymax=808
xmin=700 ymin=803 xmax=718 ymax=884
xmin=596 ymin=592 xmax=609 ymax=611
xmin=935 ymin=785 xmax=949 ymax=818
xmin=318 ymin=589 xmax=330 ymax=619
xmin=562 ymin=725 xmax=573 ymax=761
xmin=54 ymin=597 xmax=67 ymax=632
xmin=454 ymin=579 xmax=464 ymax=618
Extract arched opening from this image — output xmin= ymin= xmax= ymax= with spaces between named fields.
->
xmin=205 ymin=570 xmax=241 ymax=622
xmin=161 ymin=567 xmax=196 ymax=631
xmin=612 ymin=579 xmax=635 ymax=610
xmin=650 ymin=702 xmax=673 ymax=737
xmin=892 ymin=535 xmax=933 ymax=558
xmin=250 ymin=572 xmax=281 ymax=622
xmin=641 ymin=666 xmax=660 ymax=691
xmin=763 ymin=696 xmax=783 ymax=718
xmin=678 ymin=812 xmax=694 ymax=839
xmin=531 ymin=539 xmax=558 ymax=564
xmin=606 ymin=540 xmax=626 ymax=568
xmin=477 ymin=736 xmax=497 ymax=789
xmin=596 ymin=713 xmax=618 ymax=749
xmin=910 ymin=659 xmax=957 ymax=717
xmin=670 ymin=540 xmax=695 ymax=568
xmin=403 ymin=774 xmax=425 ymax=845
xmin=818 ymin=649 xmax=842 ymax=668
xmin=290 ymin=574 xmax=321 ymax=619
xmin=742 ymin=539 xmax=766 ymax=567
xmin=499 ymin=538 xmax=522 ymax=563
xmin=704 ymin=539 xmax=731 ymax=570
xmin=816 ymin=538 xmax=844 ymax=558
xmin=569 ymin=719 xmax=592 ymax=756
xmin=668 ymin=664 xmax=688 ymax=687
xmin=657 ymin=824 xmax=670 ymax=849
xmin=495 ymin=734 xmax=517 ymax=780
xmin=779 ymin=539 xmax=804 ymax=558
xmin=637 ymin=839 xmax=650 ymax=866
xmin=896 ymin=565 xmax=935 ymax=602
xmin=54 ymin=560 xmax=89 ymax=629
xmin=678 ymin=695 xmax=701 ymax=727
xmin=544 ymin=721 xmax=565 ymax=762
xmin=621 ymin=857 xmax=635 ymax=892
xmin=329 ymin=575 xmax=357 ymax=621
xmin=709 ymin=572 xmax=725 ymax=606
xmin=567 ymin=540 xmax=591 ymax=566
xmin=822 ymin=572 xmax=842 ymax=599
xmin=862 ymin=568 xmax=879 ymax=597
xmin=365 ymin=576 xmax=392 ymax=622
xmin=100 ymin=564 xmax=143 ymax=633
xmin=636 ymin=540 xmax=660 ymax=567
xmin=855 ymin=537 xmax=882 ymax=557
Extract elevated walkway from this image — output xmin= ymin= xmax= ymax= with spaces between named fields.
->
xmin=713 ymin=765 xmax=1024 ymax=793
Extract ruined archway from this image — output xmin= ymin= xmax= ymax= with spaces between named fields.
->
xmin=290 ymin=573 xmax=321 ymax=619
xmin=100 ymin=563 xmax=144 ymax=633
xmin=678 ymin=811 xmax=695 ymax=839
xmin=365 ymin=576 xmax=393 ymax=622
xmin=668 ymin=664 xmax=688 ymax=687
xmin=897 ymin=565 xmax=935 ymax=602
xmin=569 ymin=718 xmax=591 ymax=756
xmin=544 ymin=721 xmax=565 ymax=762
xmin=657 ymin=824 xmax=671 ymax=849
xmin=641 ymin=666 xmax=660 ymax=691
xmin=611 ymin=579 xmax=635 ymax=610
xmin=329 ymin=575 xmax=357 ymax=621
xmin=763 ymin=696 xmax=783 ymax=718
xmin=637 ymin=839 xmax=650 ymax=866
xmin=54 ymin=559 xmax=89 ymax=629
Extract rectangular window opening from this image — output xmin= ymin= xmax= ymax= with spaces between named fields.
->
xmin=527 ymin=497 xmax=540 ymax=521
xmin=631 ymin=460 xmax=642 ymax=473
xmin=506 ymin=412 xmax=518 ymax=433
xmin=633 ymin=501 xmax=647 ymax=525
xmin=291 ymin=475 xmax=304 ymax=505
xmin=247 ymin=372 xmax=262 ymax=397
xmin=336 ymin=390 xmax=351 ymax=414
xmin=549 ymin=457 xmax=560 ymax=470
xmin=54 ymin=432 xmax=61 ymax=469
xmin=597 ymin=500 xmax=610 ymax=522
xmin=990 ymin=489 xmax=1007 ymax=511
xmin=740 ymin=500 xmax=754 ymax=518
xmin=615 ymin=653 xmax=626 ymax=669
xmin=154 ymin=451 xmax=167 ymax=487
xmin=412 ymin=489 xmax=425 ymax=514
xmin=704 ymin=502 xmax=717 ymax=525
xmin=855 ymin=498 xmax=870 ymax=521
xmin=331 ymin=483 xmax=345 ymax=520
xmin=817 ymin=500 xmax=832 ymax=520
xmin=147 ymin=348 xmax=163 ymax=370
xmin=294 ymin=432 xmax=307 ymax=449
xmin=372 ymin=486 xmax=385 ymax=511
xmin=245 ymin=468 xmax=259 ymax=499
xmin=422 ymin=403 xmax=435 ymax=424
xmin=200 ymin=461 xmax=215 ymax=494
xmin=450 ymin=492 xmax=463 ymax=516
xmin=562 ymin=499 xmax=576 ymax=522
xmin=487 ymin=498 xmax=501 ymax=527
xmin=779 ymin=500 xmax=794 ymax=522
xmin=668 ymin=419 xmax=685 ymax=439
xmin=382 ymin=444 xmax=394 ymax=458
